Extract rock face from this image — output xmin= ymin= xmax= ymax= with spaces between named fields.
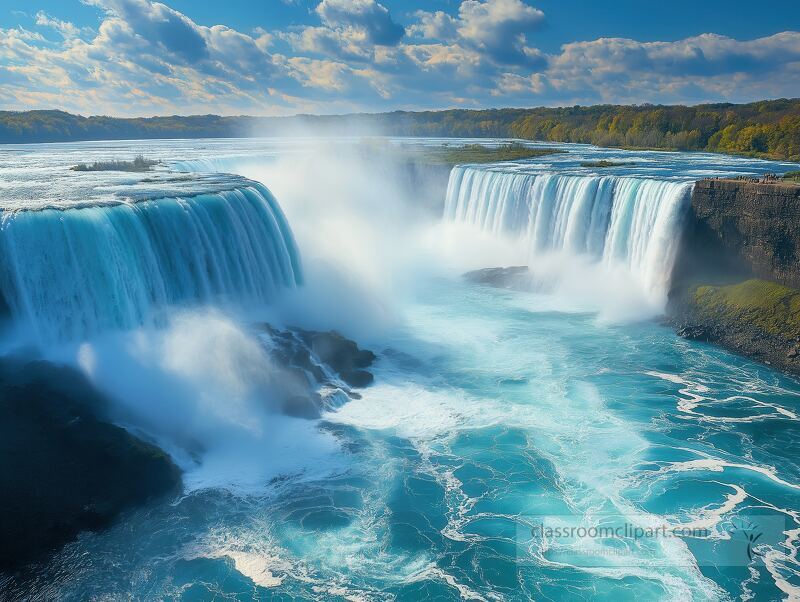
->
xmin=678 ymin=179 xmax=800 ymax=288
xmin=668 ymin=179 xmax=800 ymax=376
xmin=0 ymin=359 xmax=181 ymax=571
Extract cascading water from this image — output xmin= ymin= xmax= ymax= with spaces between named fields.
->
xmin=2 ymin=140 xmax=800 ymax=601
xmin=172 ymin=156 xmax=265 ymax=174
xmin=0 ymin=183 xmax=302 ymax=344
xmin=444 ymin=166 xmax=693 ymax=304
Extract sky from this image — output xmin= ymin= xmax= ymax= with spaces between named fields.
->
xmin=0 ymin=0 xmax=798 ymax=117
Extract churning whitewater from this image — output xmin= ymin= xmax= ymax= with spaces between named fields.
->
xmin=444 ymin=166 xmax=693 ymax=304
xmin=0 ymin=183 xmax=301 ymax=343
xmin=0 ymin=139 xmax=798 ymax=601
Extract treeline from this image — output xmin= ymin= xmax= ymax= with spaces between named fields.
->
xmin=1 ymin=99 xmax=799 ymax=161
xmin=0 ymin=110 xmax=256 ymax=143
xmin=509 ymin=101 xmax=800 ymax=160
xmin=380 ymin=99 xmax=800 ymax=161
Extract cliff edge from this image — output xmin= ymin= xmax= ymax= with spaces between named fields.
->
xmin=669 ymin=178 xmax=800 ymax=376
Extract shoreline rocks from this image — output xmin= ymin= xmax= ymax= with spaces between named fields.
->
xmin=0 ymin=359 xmax=182 ymax=572
xmin=0 ymin=325 xmax=377 ymax=572
xmin=668 ymin=279 xmax=800 ymax=377
xmin=667 ymin=179 xmax=800 ymax=378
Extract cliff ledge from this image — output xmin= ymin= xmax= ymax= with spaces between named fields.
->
xmin=669 ymin=179 xmax=800 ymax=376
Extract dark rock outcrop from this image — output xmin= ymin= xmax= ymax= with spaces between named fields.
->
xmin=674 ymin=179 xmax=800 ymax=290
xmin=260 ymin=325 xmax=377 ymax=417
xmin=0 ymin=326 xmax=377 ymax=571
xmin=0 ymin=359 xmax=181 ymax=571
xmin=464 ymin=266 xmax=531 ymax=290
xmin=668 ymin=179 xmax=800 ymax=376
xmin=675 ymin=324 xmax=711 ymax=342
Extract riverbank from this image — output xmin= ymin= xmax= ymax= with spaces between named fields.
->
xmin=3 ymin=100 xmax=798 ymax=162
xmin=668 ymin=178 xmax=800 ymax=377
xmin=669 ymin=279 xmax=800 ymax=375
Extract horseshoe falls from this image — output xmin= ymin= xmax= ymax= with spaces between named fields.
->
xmin=0 ymin=183 xmax=301 ymax=344
xmin=444 ymin=166 xmax=693 ymax=306
xmin=1 ymin=139 xmax=799 ymax=602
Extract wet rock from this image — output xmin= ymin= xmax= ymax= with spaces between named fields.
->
xmin=339 ymin=369 xmax=374 ymax=388
xmin=676 ymin=324 xmax=711 ymax=342
xmin=300 ymin=330 xmax=376 ymax=373
xmin=667 ymin=279 xmax=800 ymax=377
xmin=0 ymin=359 xmax=181 ymax=571
xmin=463 ymin=266 xmax=530 ymax=289
xmin=258 ymin=325 xmax=377 ymax=418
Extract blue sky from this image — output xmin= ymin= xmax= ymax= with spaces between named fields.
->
xmin=1 ymin=0 xmax=798 ymax=116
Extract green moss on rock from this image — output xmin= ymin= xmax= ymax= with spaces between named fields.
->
xmin=692 ymin=279 xmax=800 ymax=336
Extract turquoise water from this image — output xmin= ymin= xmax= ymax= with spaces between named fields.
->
xmin=1 ymin=139 xmax=799 ymax=600
xmin=8 ymin=276 xmax=797 ymax=601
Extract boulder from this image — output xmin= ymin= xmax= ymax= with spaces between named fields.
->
xmin=258 ymin=325 xmax=377 ymax=418
xmin=0 ymin=359 xmax=181 ymax=571
xmin=463 ymin=266 xmax=530 ymax=289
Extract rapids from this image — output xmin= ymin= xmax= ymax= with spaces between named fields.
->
xmin=0 ymin=138 xmax=798 ymax=601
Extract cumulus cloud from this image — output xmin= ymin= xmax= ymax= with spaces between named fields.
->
xmin=411 ymin=0 xmax=545 ymax=68
xmin=85 ymin=0 xmax=209 ymax=62
xmin=553 ymin=32 xmax=800 ymax=78
xmin=0 ymin=0 xmax=798 ymax=115
xmin=536 ymin=31 xmax=800 ymax=104
xmin=289 ymin=25 xmax=372 ymax=62
xmin=457 ymin=0 xmax=544 ymax=65
xmin=286 ymin=0 xmax=404 ymax=63
xmin=316 ymin=0 xmax=404 ymax=45
xmin=408 ymin=11 xmax=458 ymax=41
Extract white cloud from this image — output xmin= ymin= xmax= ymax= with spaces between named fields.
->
xmin=35 ymin=11 xmax=88 ymax=39
xmin=288 ymin=25 xmax=372 ymax=62
xmin=457 ymin=0 xmax=544 ymax=65
xmin=0 ymin=0 xmax=798 ymax=115
xmin=410 ymin=0 xmax=545 ymax=69
xmin=537 ymin=32 xmax=800 ymax=104
xmin=315 ymin=0 xmax=404 ymax=45
xmin=408 ymin=10 xmax=458 ymax=40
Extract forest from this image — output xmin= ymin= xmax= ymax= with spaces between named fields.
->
xmin=1 ymin=99 xmax=798 ymax=161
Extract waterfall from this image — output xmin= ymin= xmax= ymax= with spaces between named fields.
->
xmin=444 ymin=166 xmax=693 ymax=303
xmin=0 ymin=183 xmax=302 ymax=344
xmin=172 ymin=156 xmax=263 ymax=173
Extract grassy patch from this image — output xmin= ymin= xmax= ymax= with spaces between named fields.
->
xmin=414 ymin=143 xmax=564 ymax=165
xmin=692 ymin=279 xmax=800 ymax=336
xmin=580 ymin=160 xmax=632 ymax=168
xmin=71 ymin=155 xmax=158 ymax=172
xmin=782 ymin=170 xmax=800 ymax=183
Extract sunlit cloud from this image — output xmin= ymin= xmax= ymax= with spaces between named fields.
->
xmin=0 ymin=0 xmax=797 ymax=116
